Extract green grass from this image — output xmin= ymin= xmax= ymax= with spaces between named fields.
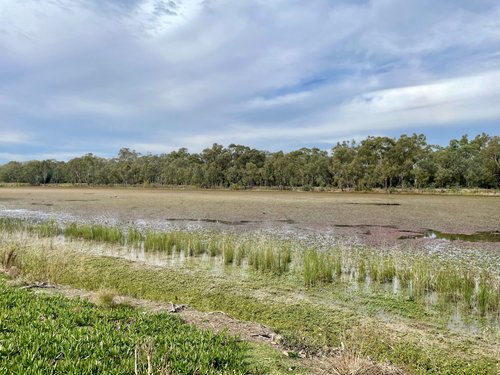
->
xmin=248 ymin=241 xmax=292 ymax=275
xmin=3 ymin=239 xmax=499 ymax=374
xmin=0 ymin=275 xmax=247 ymax=374
xmin=357 ymin=258 xmax=366 ymax=283
xmin=303 ymin=249 xmax=336 ymax=286
xmin=1 ymin=217 xmax=498 ymax=318
xmin=64 ymin=223 xmax=124 ymax=244
xmin=126 ymin=227 xmax=143 ymax=248
xmin=0 ymin=218 xmax=499 ymax=373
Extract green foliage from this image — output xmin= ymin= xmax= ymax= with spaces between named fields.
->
xmin=379 ymin=259 xmax=396 ymax=283
xmin=303 ymin=249 xmax=336 ymax=286
xmin=64 ymin=223 xmax=124 ymax=244
xmin=127 ymin=228 xmax=143 ymax=248
xmin=4 ymin=240 xmax=498 ymax=375
xmin=0 ymin=276 xmax=247 ymax=374
xmin=248 ymin=242 xmax=292 ymax=275
xmin=1 ymin=218 xmax=499 ymax=319
xmin=357 ymin=258 xmax=366 ymax=283
xmin=143 ymin=230 xmax=175 ymax=253
xmin=1 ymin=134 xmax=498 ymax=189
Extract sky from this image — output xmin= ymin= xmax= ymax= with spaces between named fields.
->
xmin=0 ymin=0 xmax=500 ymax=163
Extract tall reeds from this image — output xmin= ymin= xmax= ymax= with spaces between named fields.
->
xmin=248 ymin=241 xmax=291 ymax=275
xmin=304 ymin=249 xmax=336 ymax=286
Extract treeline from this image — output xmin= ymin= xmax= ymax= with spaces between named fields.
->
xmin=1 ymin=134 xmax=499 ymax=190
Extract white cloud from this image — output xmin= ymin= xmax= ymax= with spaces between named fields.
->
xmin=45 ymin=96 xmax=136 ymax=117
xmin=129 ymin=0 xmax=203 ymax=37
xmin=1 ymin=0 xmax=500 ymax=162
xmin=0 ymin=131 xmax=30 ymax=144
xmin=0 ymin=151 xmax=84 ymax=162
xmin=243 ymin=92 xmax=313 ymax=110
xmin=341 ymin=70 xmax=500 ymax=116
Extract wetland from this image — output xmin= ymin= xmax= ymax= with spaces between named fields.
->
xmin=0 ymin=187 xmax=499 ymax=374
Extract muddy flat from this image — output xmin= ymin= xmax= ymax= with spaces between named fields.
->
xmin=0 ymin=187 xmax=499 ymax=248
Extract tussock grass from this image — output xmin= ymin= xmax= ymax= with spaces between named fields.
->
xmin=369 ymin=262 xmax=379 ymax=282
xmin=94 ymin=288 xmax=117 ymax=308
xmin=3 ymin=238 xmax=498 ymax=375
xmin=64 ymin=223 xmax=124 ymax=244
xmin=357 ymin=259 xmax=367 ymax=283
xmin=1 ymin=244 xmax=18 ymax=269
xmin=222 ymin=238 xmax=236 ymax=265
xmin=304 ymin=249 xmax=336 ymax=286
xmin=0 ymin=218 xmax=27 ymax=233
xmin=379 ymin=259 xmax=396 ymax=284
xmin=477 ymin=274 xmax=500 ymax=317
xmin=143 ymin=230 xmax=175 ymax=253
xmin=248 ymin=241 xmax=291 ymax=275
xmin=127 ymin=228 xmax=143 ymax=248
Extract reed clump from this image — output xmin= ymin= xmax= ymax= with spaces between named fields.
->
xmin=304 ymin=249 xmax=336 ymax=286
xmin=0 ymin=218 xmax=27 ymax=233
xmin=357 ymin=259 xmax=367 ymax=283
xmin=94 ymin=288 xmax=117 ymax=308
xmin=143 ymin=231 xmax=175 ymax=253
xmin=378 ymin=259 xmax=396 ymax=284
xmin=64 ymin=223 xmax=124 ymax=244
xmin=249 ymin=241 xmax=291 ymax=275
xmin=222 ymin=238 xmax=236 ymax=265
xmin=127 ymin=228 xmax=143 ymax=248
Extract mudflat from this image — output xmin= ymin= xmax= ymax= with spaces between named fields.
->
xmin=0 ymin=187 xmax=499 ymax=246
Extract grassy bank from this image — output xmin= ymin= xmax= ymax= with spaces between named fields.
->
xmin=1 ymin=234 xmax=498 ymax=374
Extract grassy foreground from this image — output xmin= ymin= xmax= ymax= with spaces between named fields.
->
xmin=0 ymin=274 xmax=249 ymax=374
xmin=1 ymin=234 xmax=499 ymax=375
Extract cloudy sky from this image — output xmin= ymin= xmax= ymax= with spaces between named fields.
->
xmin=1 ymin=0 xmax=500 ymax=162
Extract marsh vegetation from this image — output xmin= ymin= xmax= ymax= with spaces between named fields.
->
xmin=2 ymin=218 xmax=498 ymax=319
xmin=0 ymin=189 xmax=499 ymax=374
xmin=0 ymin=214 xmax=499 ymax=373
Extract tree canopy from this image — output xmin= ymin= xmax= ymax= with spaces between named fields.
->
xmin=1 ymin=134 xmax=498 ymax=189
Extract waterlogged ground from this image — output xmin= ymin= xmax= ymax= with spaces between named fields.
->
xmin=1 ymin=187 xmax=500 ymax=373
xmin=1 ymin=233 xmax=499 ymax=374
xmin=0 ymin=187 xmax=499 ymax=244
xmin=1 ymin=187 xmax=499 ymax=276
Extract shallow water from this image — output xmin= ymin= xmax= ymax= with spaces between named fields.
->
xmin=400 ymin=229 xmax=500 ymax=242
xmin=424 ymin=229 xmax=500 ymax=242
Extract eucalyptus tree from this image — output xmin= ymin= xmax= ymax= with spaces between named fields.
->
xmin=481 ymin=135 xmax=500 ymax=187
xmin=159 ymin=148 xmax=199 ymax=185
xmin=387 ymin=134 xmax=428 ymax=188
xmin=201 ymin=144 xmax=232 ymax=187
xmin=115 ymin=148 xmax=141 ymax=186
xmin=225 ymin=144 xmax=266 ymax=187
xmin=331 ymin=140 xmax=358 ymax=190
xmin=355 ymin=136 xmax=395 ymax=189
xmin=0 ymin=161 xmax=23 ymax=183
xmin=0 ymin=133 xmax=497 ymax=189
xmin=434 ymin=135 xmax=488 ymax=187
xmin=66 ymin=154 xmax=107 ymax=185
